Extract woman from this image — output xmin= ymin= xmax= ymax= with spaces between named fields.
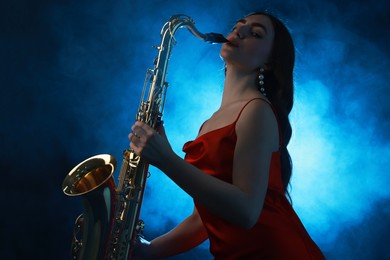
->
xmin=129 ymin=11 xmax=325 ymax=259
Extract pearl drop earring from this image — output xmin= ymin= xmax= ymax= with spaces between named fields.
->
xmin=258 ymin=68 xmax=266 ymax=96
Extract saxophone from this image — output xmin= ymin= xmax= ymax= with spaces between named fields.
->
xmin=62 ymin=14 xmax=227 ymax=260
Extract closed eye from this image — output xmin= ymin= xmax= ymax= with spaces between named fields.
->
xmin=251 ymin=31 xmax=264 ymax=38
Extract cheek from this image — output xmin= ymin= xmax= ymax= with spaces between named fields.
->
xmin=248 ymin=44 xmax=272 ymax=65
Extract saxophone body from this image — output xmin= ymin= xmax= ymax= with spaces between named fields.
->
xmin=62 ymin=14 xmax=227 ymax=260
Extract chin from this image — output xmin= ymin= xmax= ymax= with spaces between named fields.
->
xmin=219 ymin=49 xmax=234 ymax=64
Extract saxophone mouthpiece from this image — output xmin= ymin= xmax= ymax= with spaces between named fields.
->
xmin=204 ymin=33 xmax=229 ymax=44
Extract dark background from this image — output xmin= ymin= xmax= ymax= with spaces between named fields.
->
xmin=1 ymin=0 xmax=390 ymax=259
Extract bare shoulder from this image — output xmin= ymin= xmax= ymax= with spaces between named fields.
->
xmin=235 ymin=98 xmax=279 ymax=150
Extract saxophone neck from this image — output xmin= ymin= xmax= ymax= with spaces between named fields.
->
xmin=138 ymin=14 xmax=228 ymax=127
xmin=164 ymin=14 xmax=228 ymax=44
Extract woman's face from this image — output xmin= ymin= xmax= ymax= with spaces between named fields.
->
xmin=220 ymin=14 xmax=275 ymax=72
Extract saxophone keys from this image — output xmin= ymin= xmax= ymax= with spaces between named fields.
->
xmin=136 ymin=219 xmax=145 ymax=233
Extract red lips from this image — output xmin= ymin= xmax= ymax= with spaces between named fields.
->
xmin=226 ymin=40 xmax=239 ymax=47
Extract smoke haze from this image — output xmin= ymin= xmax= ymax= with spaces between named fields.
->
xmin=1 ymin=0 xmax=389 ymax=259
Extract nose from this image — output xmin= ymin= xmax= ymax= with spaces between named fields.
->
xmin=233 ymin=23 xmax=248 ymax=39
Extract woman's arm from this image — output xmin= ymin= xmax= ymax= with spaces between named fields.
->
xmin=134 ymin=207 xmax=208 ymax=259
xmin=130 ymin=100 xmax=278 ymax=228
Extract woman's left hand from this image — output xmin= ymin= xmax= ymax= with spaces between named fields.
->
xmin=128 ymin=121 xmax=174 ymax=168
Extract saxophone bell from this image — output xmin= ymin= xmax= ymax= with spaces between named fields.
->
xmin=62 ymin=155 xmax=117 ymax=259
xmin=62 ymin=154 xmax=117 ymax=196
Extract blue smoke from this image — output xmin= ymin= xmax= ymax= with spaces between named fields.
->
xmin=1 ymin=0 xmax=389 ymax=259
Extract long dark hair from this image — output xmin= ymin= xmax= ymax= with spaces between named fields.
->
xmin=247 ymin=11 xmax=295 ymax=200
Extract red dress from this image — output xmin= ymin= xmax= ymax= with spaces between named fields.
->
xmin=182 ymin=98 xmax=325 ymax=260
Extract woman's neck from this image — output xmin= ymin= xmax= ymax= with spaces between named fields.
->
xmin=220 ymin=66 xmax=260 ymax=109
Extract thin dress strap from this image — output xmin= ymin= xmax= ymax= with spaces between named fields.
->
xmin=234 ymin=97 xmax=282 ymax=147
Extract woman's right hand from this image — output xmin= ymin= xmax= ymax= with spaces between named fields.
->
xmin=129 ymin=121 xmax=174 ymax=170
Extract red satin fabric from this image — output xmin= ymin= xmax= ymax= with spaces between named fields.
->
xmin=182 ymin=99 xmax=325 ymax=259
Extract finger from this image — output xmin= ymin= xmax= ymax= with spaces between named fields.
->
xmin=135 ymin=121 xmax=155 ymax=135
xmin=134 ymin=120 xmax=146 ymax=129
xmin=129 ymin=134 xmax=138 ymax=146
xmin=131 ymin=125 xmax=145 ymax=138
xmin=130 ymin=144 xmax=141 ymax=156
xmin=131 ymin=124 xmax=140 ymax=133
xmin=129 ymin=138 xmax=142 ymax=156
xmin=129 ymin=133 xmax=137 ymax=141
xmin=129 ymin=130 xmax=145 ymax=145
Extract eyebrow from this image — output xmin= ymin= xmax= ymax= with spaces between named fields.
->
xmin=236 ymin=18 xmax=268 ymax=34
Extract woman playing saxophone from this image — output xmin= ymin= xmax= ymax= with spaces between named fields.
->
xmin=129 ymin=11 xmax=325 ymax=259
